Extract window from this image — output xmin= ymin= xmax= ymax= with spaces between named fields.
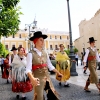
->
xmin=55 ymin=36 xmax=57 ymax=39
xmin=60 ymin=36 xmax=62 ymax=39
xmin=50 ymin=45 xmax=53 ymax=50
xmin=19 ymin=34 xmax=21 ymax=38
xmin=55 ymin=45 xmax=58 ymax=50
xmin=50 ymin=35 xmax=52 ymax=39
xmin=12 ymin=34 xmax=15 ymax=38
xmin=19 ymin=45 xmax=22 ymax=48
xmin=12 ymin=45 xmax=15 ymax=47
xmin=5 ymin=45 xmax=8 ymax=50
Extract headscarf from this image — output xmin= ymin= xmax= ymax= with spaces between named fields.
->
xmin=33 ymin=38 xmax=39 ymax=44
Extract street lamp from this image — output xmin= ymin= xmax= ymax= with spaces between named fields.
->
xmin=25 ymin=19 xmax=37 ymax=51
xmin=66 ymin=0 xmax=78 ymax=76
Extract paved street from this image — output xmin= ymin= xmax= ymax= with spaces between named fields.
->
xmin=0 ymin=63 xmax=100 ymax=100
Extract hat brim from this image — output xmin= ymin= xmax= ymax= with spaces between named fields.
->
xmin=87 ymin=40 xmax=97 ymax=43
xmin=29 ymin=34 xmax=47 ymax=41
xmin=11 ymin=48 xmax=17 ymax=51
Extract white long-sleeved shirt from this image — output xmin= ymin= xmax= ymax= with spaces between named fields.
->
xmin=26 ymin=48 xmax=55 ymax=74
xmin=75 ymin=54 xmax=78 ymax=58
xmin=9 ymin=54 xmax=17 ymax=65
xmin=83 ymin=47 xmax=100 ymax=63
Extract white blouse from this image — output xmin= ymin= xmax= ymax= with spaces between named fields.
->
xmin=26 ymin=48 xmax=55 ymax=74
xmin=9 ymin=54 xmax=17 ymax=65
xmin=83 ymin=47 xmax=100 ymax=63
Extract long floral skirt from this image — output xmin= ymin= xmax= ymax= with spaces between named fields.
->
xmin=12 ymin=80 xmax=33 ymax=93
xmin=2 ymin=68 xmax=9 ymax=79
xmin=56 ymin=60 xmax=70 ymax=82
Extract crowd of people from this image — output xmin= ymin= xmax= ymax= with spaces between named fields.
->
xmin=0 ymin=31 xmax=100 ymax=100
xmin=0 ymin=31 xmax=69 ymax=100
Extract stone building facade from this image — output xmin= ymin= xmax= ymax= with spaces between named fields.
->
xmin=74 ymin=9 xmax=100 ymax=56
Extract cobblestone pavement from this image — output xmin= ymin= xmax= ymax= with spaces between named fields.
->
xmin=0 ymin=75 xmax=100 ymax=100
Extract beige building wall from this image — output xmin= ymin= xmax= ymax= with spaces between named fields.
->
xmin=1 ymin=29 xmax=70 ymax=54
xmin=74 ymin=9 xmax=100 ymax=57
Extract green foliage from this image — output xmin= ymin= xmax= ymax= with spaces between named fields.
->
xmin=64 ymin=49 xmax=70 ymax=55
xmin=2 ymin=0 xmax=20 ymax=9
xmin=74 ymin=48 xmax=78 ymax=53
xmin=64 ymin=48 xmax=78 ymax=55
xmin=0 ymin=43 xmax=9 ymax=57
xmin=0 ymin=0 xmax=22 ymax=37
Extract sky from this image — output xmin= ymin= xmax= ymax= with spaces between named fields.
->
xmin=18 ymin=0 xmax=100 ymax=40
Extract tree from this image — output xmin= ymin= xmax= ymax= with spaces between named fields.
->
xmin=64 ymin=47 xmax=78 ymax=55
xmin=0 ymin=0 xmax=22 ymax=38
xmin=64 ymin=49 xmax=70 ymax=55
xmin=0 ymin=43 xmax=9 ymax=57
xmin=73 ymin=48 xmax=78 ymax=53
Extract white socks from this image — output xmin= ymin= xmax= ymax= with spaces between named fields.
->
xmin=64 ymin=81 xmax=68 ymax=85
xmin=22 ymin=93 xmax=25 ymax=97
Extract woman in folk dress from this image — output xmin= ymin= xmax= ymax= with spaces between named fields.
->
xmin=11 ymin=47 xmax=33 ymax=100
xmin=56 ymin=44 xmax=70 ymax=87
xmin=2 ymin=54 xmax=10 ymax=84
xmin=26 ymin=31 xmax=63 ymax=100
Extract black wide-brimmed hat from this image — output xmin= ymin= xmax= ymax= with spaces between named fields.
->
xmin=87 ymin=37 xmax=97 ymax=43
xmin=29 ymin=31 xmax=48 ymax=41
xmin=11 ymin=47 xmax=17 ymax=51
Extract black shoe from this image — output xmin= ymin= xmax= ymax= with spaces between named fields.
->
xmin=83 ymin=70 xmax=87 ymax=74
xmin=16 ymin=95 xmax=19 ymax=99
xmin=64 ymin=84 xmax=70 ymax=87
xmin=7 ymin=80 xmax=9 ymax=84
xmin=83 ymin=72 xmax=87 ymax=74
xmin=59 ymin=82 xmax=61 ymax=86
xmin=84 ymin=89 xmax=91 ymax=92
xmin=97 ymin=68 xmax=100 ymax=70
xmin=22 ymin=97 xmax=26 ymax=100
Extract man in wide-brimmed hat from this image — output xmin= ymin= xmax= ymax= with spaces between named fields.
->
xmin=9 ymin=46 xmax=17 ymax=65
xmin=26 ymin=31 xmax=62 ymax=100
xmin=83 ymin=37 xmax=100 ymax=94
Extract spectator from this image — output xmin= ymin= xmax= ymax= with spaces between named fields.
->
xmin=0 ymin=55 xmax=4 ymax=75
xmin=49 ymin=54 xmax=55 ymax=60
xmin=81 ymin=52 xmax=84 ymax=65
xmin=97 ymin=49 xmax=100 ymax=70
xmin=75 ymin=52 xmax=78 ymax=66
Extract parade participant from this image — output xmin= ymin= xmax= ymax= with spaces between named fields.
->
xmin=26 ymin=31 xmax=62 ymax=100
xmin=8 ymin=47 xmax=18 ymax=82
xmin=2 ymin=54 xmax=10 ymax=83
xmin=11 ymin=47 xmax=33 ymax=100
xmin=83 ymin=37 xmax=100 ymax=93
xmin=55 ymin=44 xmax=70 ymax=87
xmin=9 ymin=46 xmax=17 ymax=65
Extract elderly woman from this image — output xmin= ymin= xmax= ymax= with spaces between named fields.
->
xmin=26 ymin=31 xmax=62 ymax=100
xmin=11 ymin=47 xmax=33 ymax=100
xmin=56 ymin=44 xmax=70 ymax=87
